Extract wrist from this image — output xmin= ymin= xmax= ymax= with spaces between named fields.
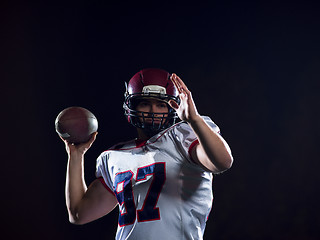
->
xmin=186 ymin=114 xmax=203 ymax=126
xmin=68 ymin=151 xmax=84 ymax=163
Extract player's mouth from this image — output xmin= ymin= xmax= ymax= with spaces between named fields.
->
xmin=145 ymin=118 xmax=162 ymax=124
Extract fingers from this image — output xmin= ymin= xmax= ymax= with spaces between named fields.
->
xmin=62 ymin=132 xmax=98 ymax=153
xmin=171 ymin=73 xmax=190 ymax=95
xmin=87 ymin=131 xmax=98 ymax=146
xmin=77 ymin=131 xmax=98 ymax=149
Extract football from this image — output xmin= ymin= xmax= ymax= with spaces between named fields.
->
xmin=55 ymin=106 xmax=98 ymax=144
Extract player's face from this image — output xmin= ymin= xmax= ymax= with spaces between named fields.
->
xmin=136 ymin=99 xmax=169 ymax=125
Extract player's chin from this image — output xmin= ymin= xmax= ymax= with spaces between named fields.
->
xmin=145 ymin=119 xmax=162 ymax=125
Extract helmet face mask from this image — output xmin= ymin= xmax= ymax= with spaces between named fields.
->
xmin=123 ymin=68 xmax=180 ymax=134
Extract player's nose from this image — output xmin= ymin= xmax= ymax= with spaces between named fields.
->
xmin=151 ymin=104 xmax=158 ymax=113
xmin=146 ymin=103 xmax=156 ymax=113
xmin=146 ymin=104 xmax=159 ymax=116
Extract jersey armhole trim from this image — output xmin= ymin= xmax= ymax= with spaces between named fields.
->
xmin=188 ymin=139 xmax=199 ymax=163
xmin=98 ymin=177 xmax=115 ymax=196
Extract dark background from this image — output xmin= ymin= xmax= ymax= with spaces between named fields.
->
xmin=2 ymin=1 xmax=320 ymax=239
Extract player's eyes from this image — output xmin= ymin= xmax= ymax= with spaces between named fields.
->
xmin=139 ymin=101 xmax=149 ymax=107
xmin=137 ymin=101 xmax=167 ymax=110
xmin=157 ymin=103 xmax=167 ymax=108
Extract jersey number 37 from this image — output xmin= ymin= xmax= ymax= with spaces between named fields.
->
xmin=114 ymin=162 xmax=166 ymax=226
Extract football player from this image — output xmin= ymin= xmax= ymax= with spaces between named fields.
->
xmin=62 ymin=68 xmax=233 ymax=239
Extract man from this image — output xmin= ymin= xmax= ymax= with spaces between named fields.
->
xmin=62 ymin=68 xmax=233 ymax=239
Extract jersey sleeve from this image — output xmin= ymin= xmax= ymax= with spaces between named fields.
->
xmin=172 ymin=116 xmax=220 ymax=163
xmin=95 ymin=151 xmax=114 ymax=193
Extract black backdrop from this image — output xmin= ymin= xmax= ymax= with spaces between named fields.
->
xmin=2 ymin=1 xmax=320 ymax=239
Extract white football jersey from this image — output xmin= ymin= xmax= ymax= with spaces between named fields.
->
xmin=96 ymin=116 xmax=220 ymax=240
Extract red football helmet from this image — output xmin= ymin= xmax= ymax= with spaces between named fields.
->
xmin=123 ymin=68 xmax=180 ymax=133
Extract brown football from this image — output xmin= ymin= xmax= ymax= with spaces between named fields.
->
xmin=55 ymin=107 xmax=98 ymax=144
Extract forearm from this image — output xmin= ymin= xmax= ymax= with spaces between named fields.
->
xmin=65 ymin=153 xmax=88 ymax=223
xmin=189 ymin=115 xmax=233 ymax=172
xmin=169 ymin=74 xmax=233 ymax=172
